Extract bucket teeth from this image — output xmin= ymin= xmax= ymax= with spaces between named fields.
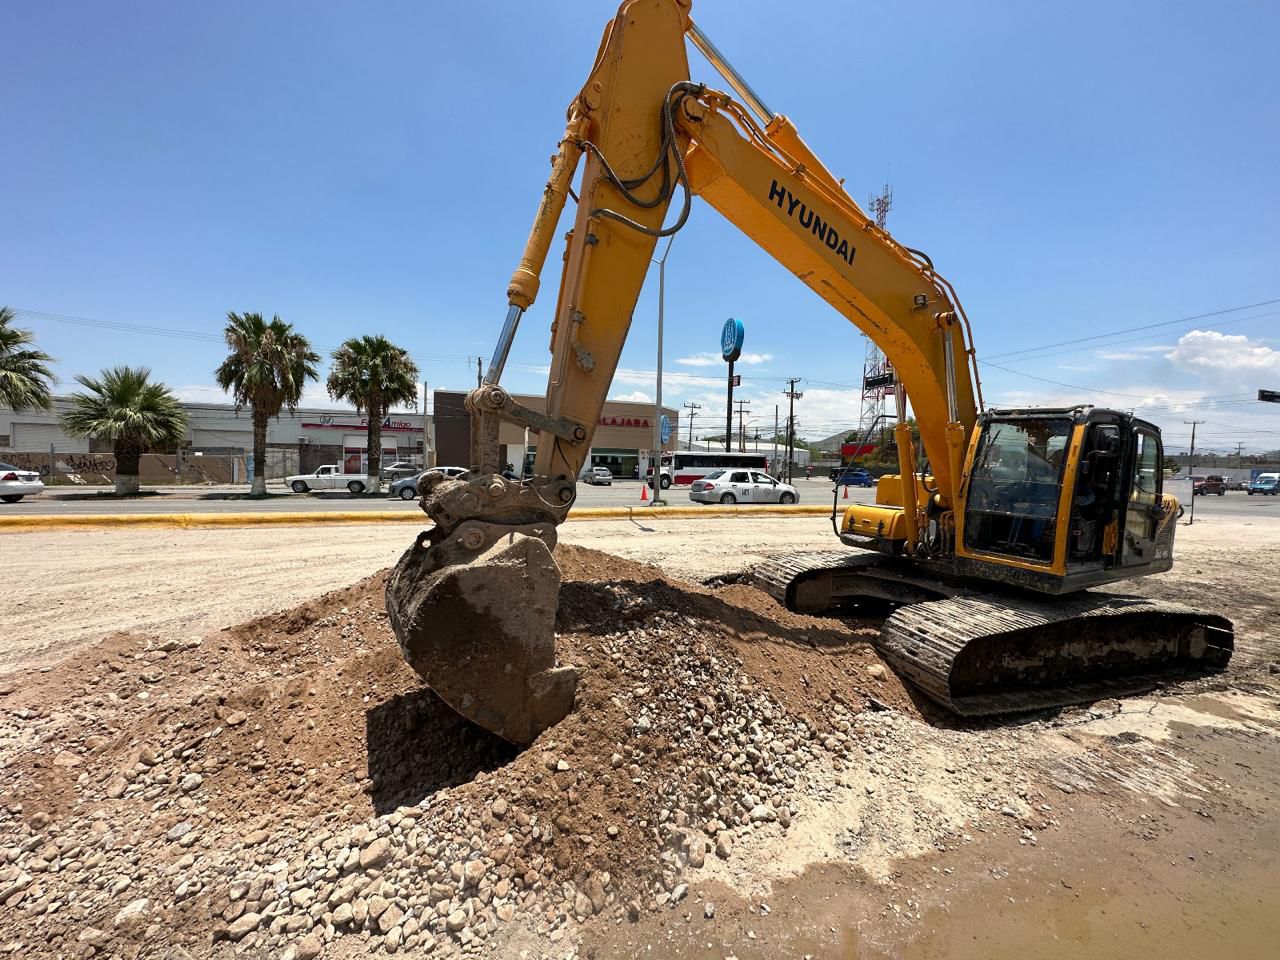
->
xmin=386 ymin=525 xmax=577 ymax=746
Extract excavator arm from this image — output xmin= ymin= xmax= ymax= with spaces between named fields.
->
xmin=386 ymin=0 xmax=986 ymax=744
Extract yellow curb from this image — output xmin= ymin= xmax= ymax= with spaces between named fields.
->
xmin=0 ymin=503 xmax=836 ymax=533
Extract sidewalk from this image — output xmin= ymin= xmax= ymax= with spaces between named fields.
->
xmin=43 ymin=483 xmax=310 ymax=501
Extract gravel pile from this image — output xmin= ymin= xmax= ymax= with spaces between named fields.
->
xmin=0 ymin=545 xmax=907 ymax=958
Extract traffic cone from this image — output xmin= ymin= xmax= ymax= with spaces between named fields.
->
xmin=843 ymin=484 xmax=849 ymax=500
xmin=640 ymin=482 xmax=648 ymax=502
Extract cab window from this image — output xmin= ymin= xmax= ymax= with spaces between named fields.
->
xmin=729 ymin=471 xmax=749 ymax=483
xmin=963 ymin=417 xmax=1072 ymax=563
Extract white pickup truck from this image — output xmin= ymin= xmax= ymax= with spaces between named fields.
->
xmin=286 ymin=465 xmax=372 ymax=494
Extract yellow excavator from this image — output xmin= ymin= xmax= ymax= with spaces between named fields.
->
xmin=386 ymin=0 xmax=1232 ymax=744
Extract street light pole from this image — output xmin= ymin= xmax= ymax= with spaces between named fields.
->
xmin=650 ymin=235 xmax=675 ymax=505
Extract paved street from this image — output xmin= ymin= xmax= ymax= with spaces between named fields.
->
xmin=0 ymin=477 xmax=878 ymax=515
xmin=3 ymin=476 xmax=1277 ymax=521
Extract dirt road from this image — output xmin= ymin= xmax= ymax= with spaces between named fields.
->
xmin=0 ymin=516 xmax=845 ymax=669
xmin=2 ymin=514 xmax=1277 ymax=958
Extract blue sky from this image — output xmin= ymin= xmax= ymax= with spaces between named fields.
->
xmin=3 ymin=0 xmax=1278 ymax=452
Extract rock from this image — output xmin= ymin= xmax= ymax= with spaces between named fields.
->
xmin=225 ymin=711 xmax=248 ymax=727
xmin=445 ymin=908 xmax=467 ymax=932
xmin=610 ymin=753 xmax=624 ymax=768
xmin=139 ymin=746 xmax=158 ymax=766
xmin=494 ymin=878 xmax=510 ymax=899
xmin=384 ymin=927 xmax=402 ymax=953
xmin=368 ymin=895 xmax=390 ymax=920
xmin=78 ymin=927 xmax=111 ymax=947
xmin=555 ymin=759 xmax=571 ymax=772
xmin=106 ymin=776 xmax=128 ymax=799
xmin=462 ymin=859 xmax=486 ymax=888
xmin=0 ymin=872 xmax=33 ymax=903
xmin=866 ymin=663 xmax=887 ymax=681
xmin=627 ymin=899 xmax=642 ymax=922
xmin=244 ymin=830 xmax=270 ymax=846
xmin=179 ymin=773 xmax=203 ymax=793
xmin=704 ymin=901 xmax=716 ymax=919
xmin=715 ymin=835 xmax=733 ymax=860
xmin=687 ymin=840 xmax=705 ymax=868
xmin=671 ymin=883 xmax=688 ymax=904
xmin=495 ymin=902 xmax=515 ymax=922
xmin=226 ymin=912 xmax=262 ymax=941
xmin=295 ymin=932 xmax=323 ymax=960
xmin=352 ymin=899 xmax=368 ymax=927
xmin=378 ymin=905 xmax=404 ymax=934
xmin=113 ymin=898 xmax=150 ymax=931
xmin=290 ymin=887 xmax=315 ymax=908
xmin=166 ymin=821 xmax=193 ymax=842
xmin=1001 ymin=806 xmax=1017 ymax=817
xmin=332 ymin=903 xmax=353 ymax=926
xmin=574 ymin=892 xmax=594 ymax=918
xmin=490 ymin=798 xmax=508 ymax=819
xmin=360 ymin=838 xmax=392 ymax=872
xmin=749 ymin=804 xmax=775 ymax=822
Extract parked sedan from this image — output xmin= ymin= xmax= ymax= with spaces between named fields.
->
xmin=584 ymin=466 xmax=613 ymax=486
xmin=689 ymin=469 xmax=798 ymax=505
xmin=380 ymin=461 xmax=421 ymax=482
xmin=389 ymin=473 xmax=423 ymax=500
xmin=0 ymin=462 xmax=44 ymax=503
xmin=389 ymin=466 xmax=471 ymax=500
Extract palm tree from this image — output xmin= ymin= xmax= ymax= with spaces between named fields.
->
xmin=326 ymin=335 xmax=420 ymax=493
xmin=59 ymin=367 xmax=188 ymax=496
xmin=214 ymin=312 xmax=319 ymax=496
xmin=0 ymin=306 xmax=56 ymax=412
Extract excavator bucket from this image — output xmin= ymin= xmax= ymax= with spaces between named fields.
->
xmin=385 ymin=520 xmax=578 ymax=746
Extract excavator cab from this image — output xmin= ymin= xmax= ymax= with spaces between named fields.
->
xmin=956 ymin=407 xmax=1176 ymax=593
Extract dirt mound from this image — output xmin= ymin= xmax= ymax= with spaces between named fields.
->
xmin=0 ymin=545 xmax=903 ymax=958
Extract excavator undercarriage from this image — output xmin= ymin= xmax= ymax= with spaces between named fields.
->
xmin=752 ymin=552 xmax=1234 ymax=715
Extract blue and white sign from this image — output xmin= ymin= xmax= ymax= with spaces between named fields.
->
xmin=660 ymin=414 xmax=673 ymax=444
xmin=721 ymin=317 xmax=745 ymax=362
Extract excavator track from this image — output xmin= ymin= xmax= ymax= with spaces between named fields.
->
xmin=751 ymin=552 xmax=1234 ymax=716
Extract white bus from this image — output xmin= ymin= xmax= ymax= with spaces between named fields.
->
xmin=648 ymin=450 xmax=770 ymax=488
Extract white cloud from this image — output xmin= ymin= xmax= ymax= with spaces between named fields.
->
xmin=675 ymin=351 xmax=772 ymax=367
xmin=1166 ymin=330 xmax=1280 ymax=373
xmin=610 ymin=390 xmax=652 ymax=403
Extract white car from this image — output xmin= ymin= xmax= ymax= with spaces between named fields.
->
xmin=0 ymin=462 xmax=44 ymax=503
xmin=689 ymin=469 xmax=798 ymax=505
xmin=584 ymin=466 xmax=613 ymax=486
xmin=433 ymin=466 xmax=471 ymax=480
xmin=286 ymin=465 xmax=373 ymax=494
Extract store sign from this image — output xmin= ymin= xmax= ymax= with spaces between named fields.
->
xmin=660 ymin=414 xmax=672 ymax=444
xmin=301 ymin=415 xmax=419 ymax=432
xmin=597 ymin=416 xmax=651 ymax=429
xmin=721 ymin=317 xmax=745 ymax=362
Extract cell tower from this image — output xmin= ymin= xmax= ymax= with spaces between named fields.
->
xmin=858 ymin=184 xmax=895 ymax=445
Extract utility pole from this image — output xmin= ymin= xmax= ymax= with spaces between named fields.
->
xmin=725 ymin=361 xmax=735 ymax=452
xmin=421 ymin=378 xmax=430 ymax=467
xmin=734 ymin=399 xmax=751 ymax=452
xmin=772 ymin=405 xmax=779 ymax=476
xmin=475 ymin=357 xmax=483 ymax=389
xmin=683 ymin=402 xmax=701 ymax=451
xmin=1184 ymin=420 xmax=1205 ymax=525
xmin=784 ymin=378 xmax=803 ymax=483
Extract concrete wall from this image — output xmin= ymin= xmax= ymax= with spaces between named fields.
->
xmin=434 ymin=390 xmax=678 ymax=471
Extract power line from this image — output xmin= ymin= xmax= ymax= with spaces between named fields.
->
xmin=983 ymin=297 xmax=1280 ymax=362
